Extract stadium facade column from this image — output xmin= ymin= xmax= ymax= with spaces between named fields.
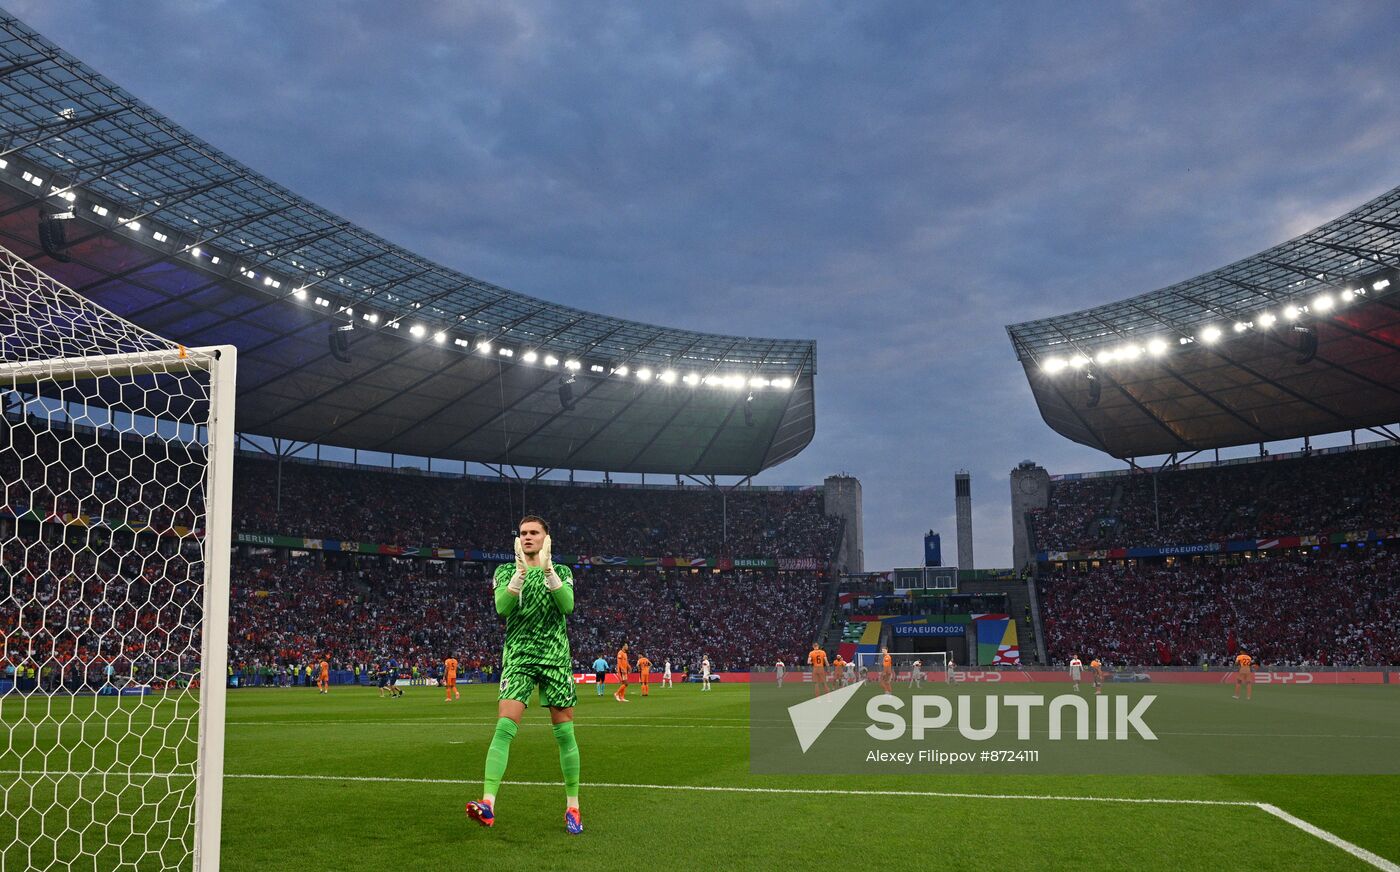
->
xmin=955 ymin=471 xmax=974 ymax=570
xmin=824 ymin=475 xmax=863 ymax=574
xmin=1009 ymin=462 xmax=1050 ymax=571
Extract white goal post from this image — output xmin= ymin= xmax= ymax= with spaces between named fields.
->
xmin=0 ymin=244 xmax=236 ymax=872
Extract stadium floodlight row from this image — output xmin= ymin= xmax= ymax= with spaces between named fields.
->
xmin=1006 ymin=182 xmax=1400 ymax=458
xmin=0 ymin=13 xmax=815 ymax=475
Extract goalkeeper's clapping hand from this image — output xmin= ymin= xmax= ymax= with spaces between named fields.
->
xmin=541 ymin=535 xmax=564 ymax=591
xmin=508 ymin=537 xmax=527 ymax=595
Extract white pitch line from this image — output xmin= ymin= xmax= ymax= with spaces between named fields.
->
xmin=218 ymin=774 xmax=1400 ymax=869
xmin=219 ymin=771 xmax=1254 ymax=806
xmin=225 ymin=719 xmax=746 ymax=729
xmin=2 ymin=770 xmax=1392 ymax=869
xmin=1257 ymin=804 xmax=1400 ymax=872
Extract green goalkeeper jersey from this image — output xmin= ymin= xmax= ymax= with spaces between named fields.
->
xmin=493 ymin=563 xmax=575 ymax=669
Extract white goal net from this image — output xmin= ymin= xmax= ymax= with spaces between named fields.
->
xmin=0 ymin=245 xmax=235 ymax=871
xmin=854 ymin=651 xmax=951 ymax=682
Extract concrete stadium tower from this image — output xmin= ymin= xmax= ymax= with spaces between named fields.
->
xmin=954 ymin=471 xmax=973 ymax=570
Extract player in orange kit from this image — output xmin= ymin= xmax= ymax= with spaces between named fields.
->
xmin=614 ymin=643 xmax=630 ymax=702
xmin=637 ymin=655 xmax=651 ymax=697
xmin=1089 ymin=658 xmax=1104 ymax=695
xmin=444 ymin=656 xmax=459 ymax=701
xmin=1233 ymin=651 xmax=1254 ymax=700
xmin=807 ymin=643 xmax=829 ymax=697
xmin=317 ymin=658 xmax=329 ymax=694
xmin=879 ymin=646 xmax=893 ymax=693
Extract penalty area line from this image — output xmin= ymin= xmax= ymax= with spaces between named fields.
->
xmin=221 ymin=771 xmax=1251 ymax=805
xmin=222 ymin=773 xmax=1398 ymax=869
xmin=1256 ymin=804 xmax=1399 ymax=872
xmin=2 ymin=770 xmax=1390 ymax=868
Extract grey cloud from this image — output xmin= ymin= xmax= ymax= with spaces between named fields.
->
xmin=13 ymin=0 xmax=1400 ymax=568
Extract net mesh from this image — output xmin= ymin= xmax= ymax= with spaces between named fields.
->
xmin=854 ymin=651 xmax=950 ymax=679
xmin=0 ymin=244 xmax=220 ymax=871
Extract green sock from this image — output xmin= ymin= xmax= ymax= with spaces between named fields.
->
xmin=552 ymin=721 xmax=580 ymax=802
xmin=483 ymin=717 xmax=517 ymax=800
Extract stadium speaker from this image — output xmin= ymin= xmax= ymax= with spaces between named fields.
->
xmin=1084 ymin=370 xmax=1101 ymax=408
xmin=558 ymin=374 xmax=576 ymax=411
xmin=38 ymin=214 xmax=73 ymax=263
xmin=328 ymin=324 xmax=353 ymax=364
xmin=744 ymin=392 xmax=755 ymax=427
xmin=1293 ymin=325 xmax=1317 ymax=365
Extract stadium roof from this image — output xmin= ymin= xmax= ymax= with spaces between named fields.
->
xmin=0 ymin=12 xmax=816 ymax=476
xmin=1006 ymin=183 xmax=1400 ymax=459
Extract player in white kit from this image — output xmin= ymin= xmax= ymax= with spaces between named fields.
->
xmin=701 ymin=655 xmax=712 ymax=691
xmin=662 ymin=658 xmax=673 ymax=688
xmin=908 ymin=659 xmax=924 ymax=687
xmin=775 ymin=659 xmax=785 ymax=687
xmin=945 ymin=656 xmax=957 ymax=685
xmin=1069 ymin=654 xmax=1083 ymax=691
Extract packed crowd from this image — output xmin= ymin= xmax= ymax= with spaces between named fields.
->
xmin=227 ymin=555 xmax=826 ymax=676
xmin=0 ymin=528 xmax=204 ymax=688
xmin=1039 ymin=549 xmax=1400 ymax=667
xmin=1031 ymin=445 xmax=1400 ymax=551
xmin=1 ymin=419 xmax=206 ymax=534
xmin=2 ymin=413 xmax=837 ymax=689
xmin=233 ymin=457 xmax=842 ymax=558
xmin=0 ymin=412 xmax=843 ymax=561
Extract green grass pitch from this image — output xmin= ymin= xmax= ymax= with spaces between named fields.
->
xmin=5 ymin=683 xmax=1400 ymax=870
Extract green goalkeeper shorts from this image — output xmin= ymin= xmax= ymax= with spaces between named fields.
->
xmin=498 ymin=662 xmax=578 ymax=709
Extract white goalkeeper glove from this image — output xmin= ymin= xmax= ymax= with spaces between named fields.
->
xmin=508 ymin=537 xmax=527 ymax=595
xmin=540 ymin=535 xmax=563 ymax=591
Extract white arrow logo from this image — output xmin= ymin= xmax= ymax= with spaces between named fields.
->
xmin=786 ymin=681 xmax=864 ymax=753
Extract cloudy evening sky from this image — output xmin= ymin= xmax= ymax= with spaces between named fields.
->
xmin=12 ymin=1 xmax=1400 ymax=569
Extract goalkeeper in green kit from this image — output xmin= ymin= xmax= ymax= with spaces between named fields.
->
xmin=465 ymin=515 xmax=583 ymax=834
